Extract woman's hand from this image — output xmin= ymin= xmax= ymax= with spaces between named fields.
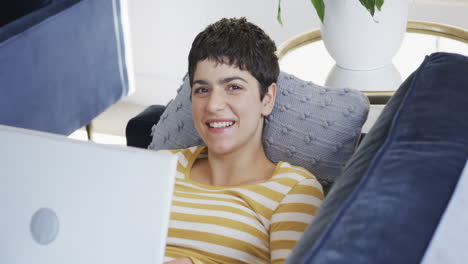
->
xmin=164 ymin=257 xmax=193 ymax=264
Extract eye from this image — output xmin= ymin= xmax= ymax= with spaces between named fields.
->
xmin=227 ymin=84 xmax=242 ymax=91
xmin=193 ymin=87 xmax=209 ymax=95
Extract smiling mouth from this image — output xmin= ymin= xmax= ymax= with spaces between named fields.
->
xmin=207 ymin=121 xmax=235 ymax=128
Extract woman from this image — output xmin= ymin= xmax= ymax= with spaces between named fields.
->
xmin=164 ymin=18 xmax=324 ymax=264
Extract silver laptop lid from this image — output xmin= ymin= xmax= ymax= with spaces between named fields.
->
xmin=0 ymin=125 xmax=177 ymax=264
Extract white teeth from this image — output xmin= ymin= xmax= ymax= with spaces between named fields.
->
xmin=209 ymin=121 xmax=234 ymax=128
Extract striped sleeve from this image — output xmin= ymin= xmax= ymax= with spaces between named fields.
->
xmin=269 ymin=177 xmax=324 ymax=264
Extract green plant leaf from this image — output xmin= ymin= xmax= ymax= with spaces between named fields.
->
xmin=376 ymin=0 xmax=384 ymax=11
xmin=359 ymin=0 xmax=376 ymax=17
xmin=311 ymin=0 xmax=325 ymax=23
xmin=369 ymin=2 xmax=375 ymax=16
xmin=359 ymin=0 xmax=370 ymax=8
xmin=278 ymin=0 xmax=384 ymax=25
xmin=277 ymin=0 xmax=283 ymax=25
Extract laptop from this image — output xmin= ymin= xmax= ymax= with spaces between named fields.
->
xmin=0 ymin=125 xmax=177 ymax=264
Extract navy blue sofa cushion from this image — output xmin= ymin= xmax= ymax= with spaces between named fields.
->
xmin=287 ymin=52 xmax=468 ymax=264
xmin=0 ymin=0 xmax=130 ymax=135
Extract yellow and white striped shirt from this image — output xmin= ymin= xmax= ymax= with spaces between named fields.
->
xmin=164 ymin=146 xmax=324 ymax=264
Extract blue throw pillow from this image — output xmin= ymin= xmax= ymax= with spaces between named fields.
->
xmin=288 ymin=52 xmax=468 ymax=264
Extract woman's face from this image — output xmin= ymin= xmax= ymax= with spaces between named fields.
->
xmin=191 ymin=59 xmax=276 ymax=155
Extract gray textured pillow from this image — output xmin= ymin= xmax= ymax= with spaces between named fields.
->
xmin=149 ymin=72 xmax=369 ymax=188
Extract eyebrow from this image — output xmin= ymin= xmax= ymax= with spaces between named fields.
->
xmin=192 ymin=76 xmax=248 ymax=87
xmin=192 ymin=80 xmax=209 ymax=86
xmin=221 ymin=77 xmax=248 ymax=84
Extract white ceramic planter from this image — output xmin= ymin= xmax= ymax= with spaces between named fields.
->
xmin=320 ymin=0 xmax=409 ymax=70
xmin=325 ymin=63 xmax=402 ymax=92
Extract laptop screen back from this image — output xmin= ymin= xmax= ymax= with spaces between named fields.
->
xmin=0 ymin=125 xmax=176 ymax=264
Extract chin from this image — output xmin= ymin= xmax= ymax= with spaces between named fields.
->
xmin=206 ymin=141 xmax=238 ymax=155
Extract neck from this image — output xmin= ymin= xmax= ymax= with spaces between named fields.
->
xmin=205 ymin=143 xmax=275 ymax=186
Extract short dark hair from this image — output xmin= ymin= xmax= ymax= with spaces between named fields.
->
xmin=188 ymin=17 xmax=279 ymax=100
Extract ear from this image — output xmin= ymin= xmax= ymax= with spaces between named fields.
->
xmin=261 ymin=83 xmax=277 ymax=117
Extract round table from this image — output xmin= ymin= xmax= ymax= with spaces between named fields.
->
xmin=277 ymin=21 xmax=468 ymax=105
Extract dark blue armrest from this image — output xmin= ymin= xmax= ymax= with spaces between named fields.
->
xmin=126 ymin=105 xmax=166 ymax=149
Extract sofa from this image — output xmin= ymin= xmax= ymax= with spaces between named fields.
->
xmin=0 ymin=0 xmax=133 ymax=135
xmin=126 ymin=52 xmax=468 ymax=263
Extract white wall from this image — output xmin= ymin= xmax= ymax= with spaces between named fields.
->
xmin=122 ymin=0 xmax=468 ymax=106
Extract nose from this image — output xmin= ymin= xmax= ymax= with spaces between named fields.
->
xmin=206 ymin=88 xmax=226 ymax=112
